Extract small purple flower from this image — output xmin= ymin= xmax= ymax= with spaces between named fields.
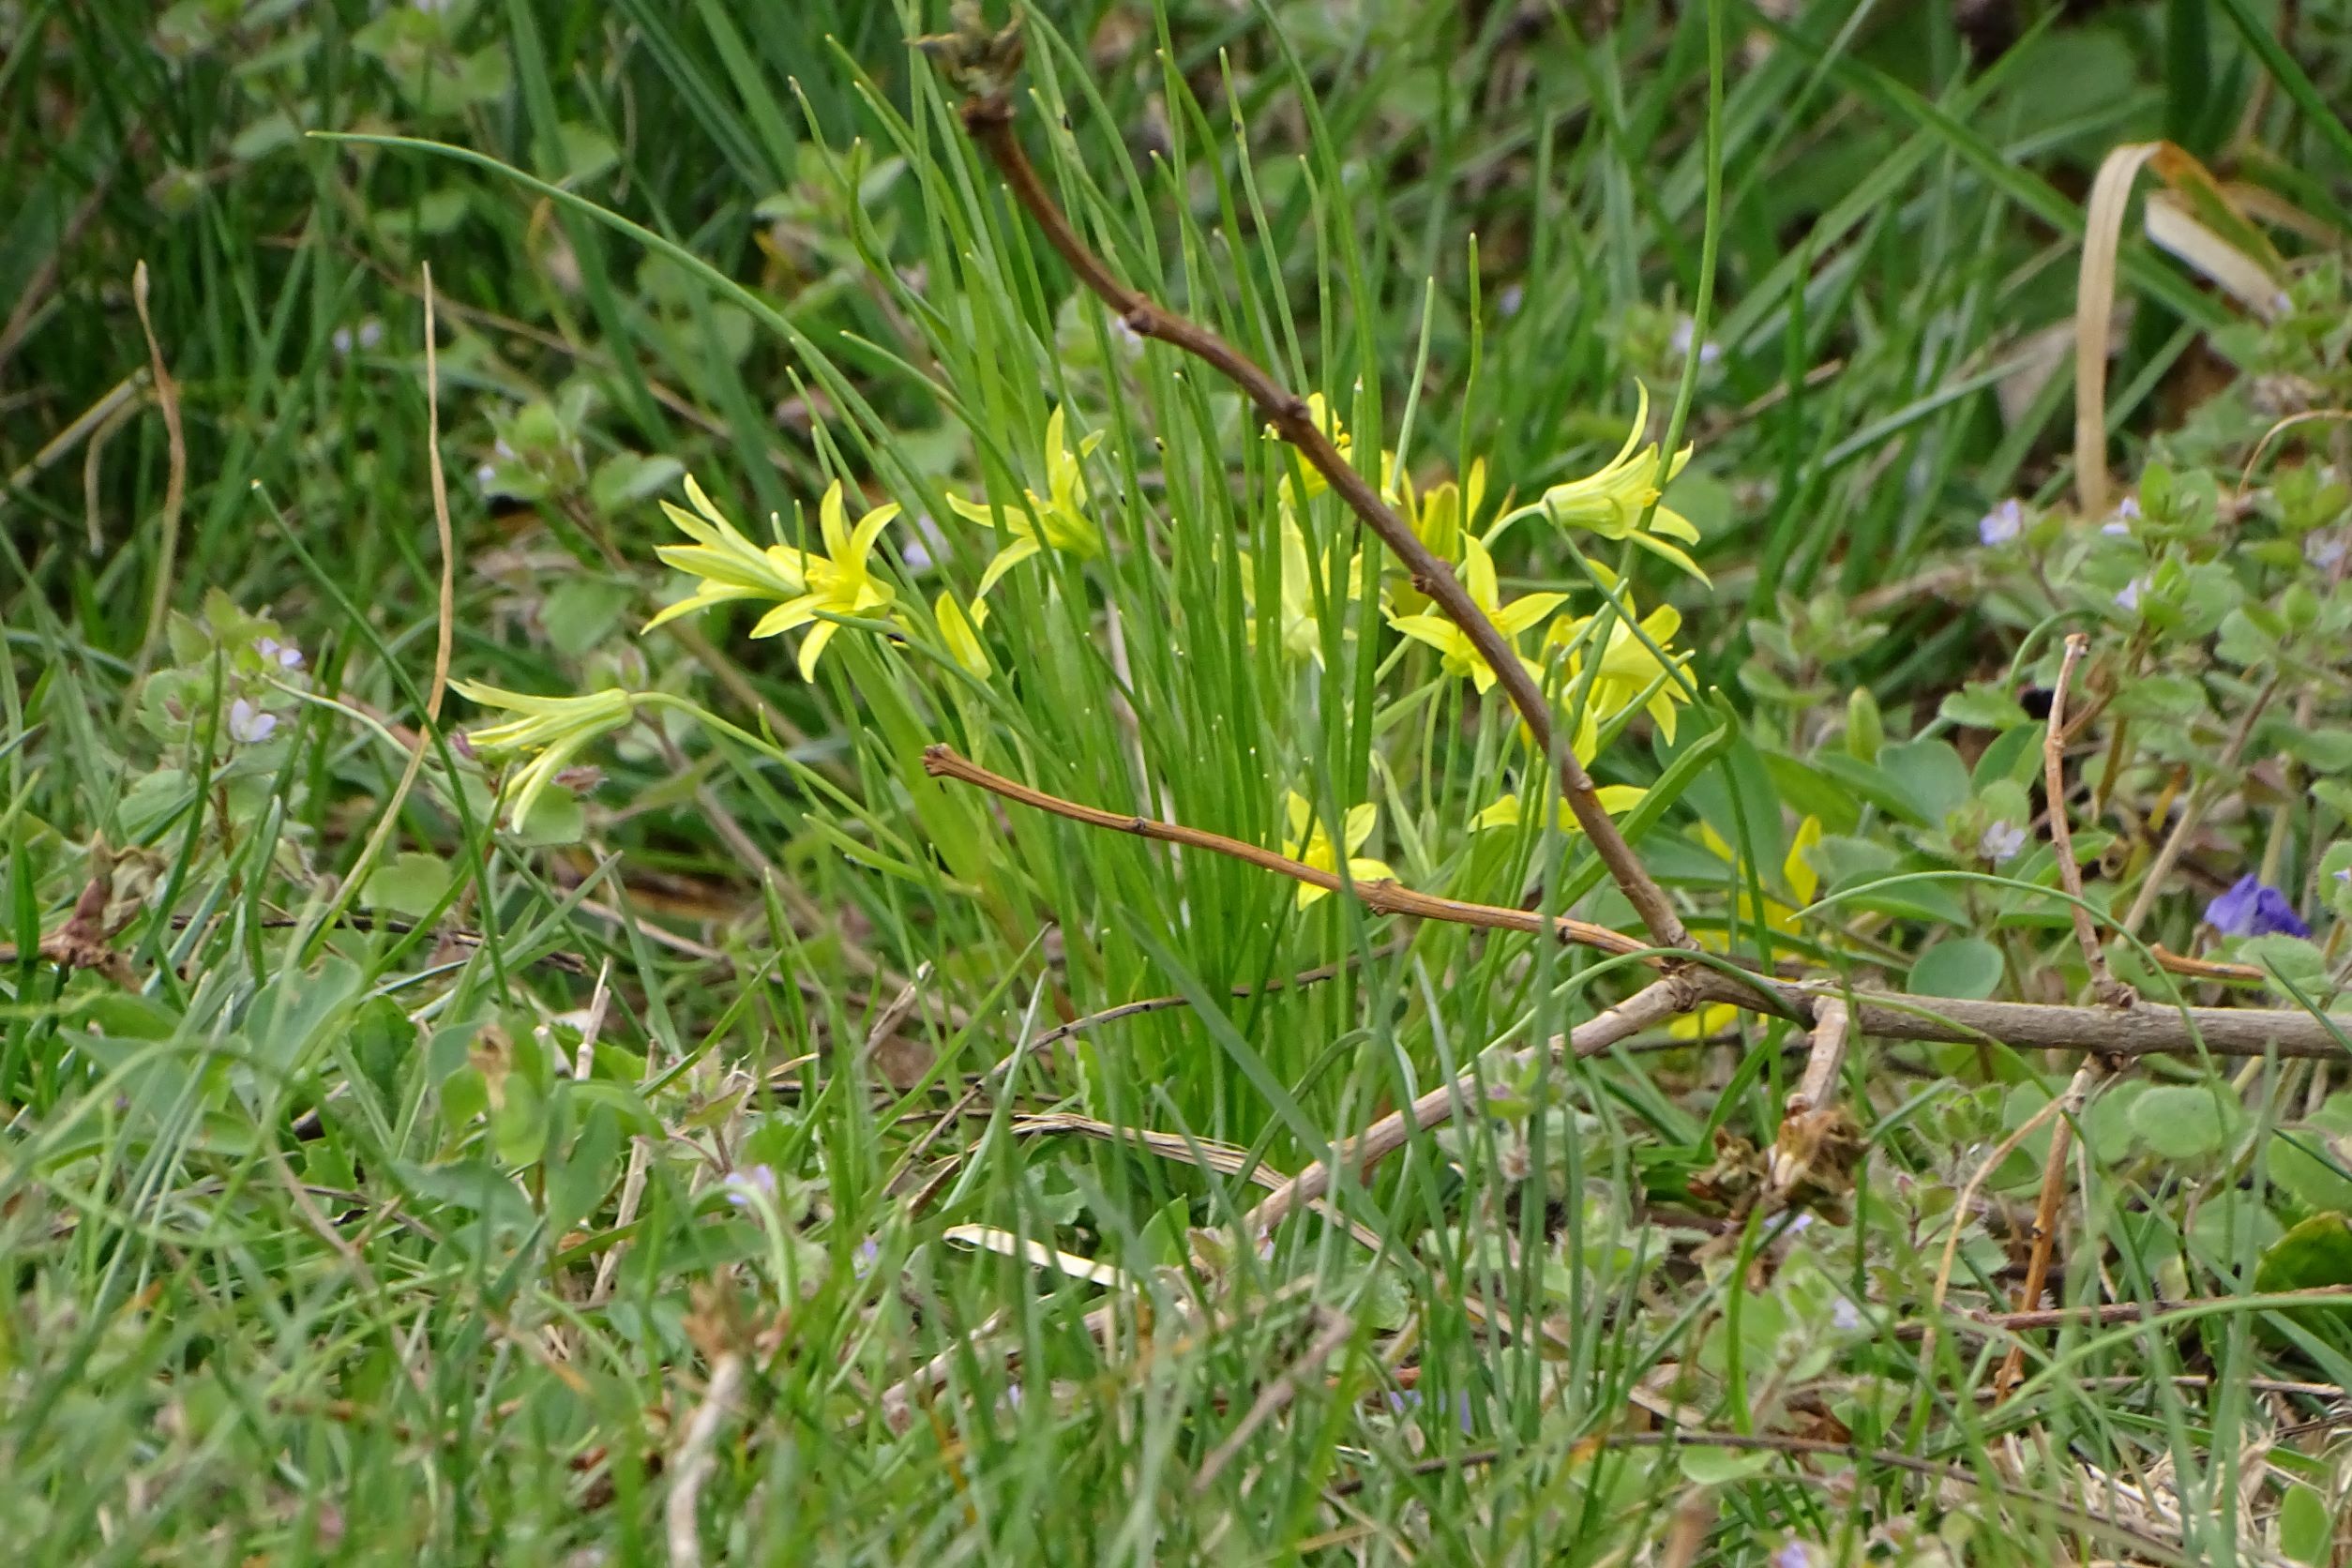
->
xmin=255 ymin=636 xmax=303 ymax=670
xmin=2336 ymin=867 xmax=2351 ymax=886
xmin=852 ymin=1237 xmax=881 ymax=1277
xmin=2205 ymin=875 xmax=2310 ymax=940
xmin=226 ymin=698 xmax=278 ymax=745
xmin=2101 ymin=520 xmax=2133 ymax=537
xmin=1498 ymin=283 xmax=1524 ymax=318
xmin=1773 ymin=1543 xmax=1818 ymax=1568
xmin=1831 ymin=1296 xmax=1862 ymax=1331
xmin=1979 ymin=821 xmax=2028 ymax=863
xmin=2307 ymin=530 xmax=2347 ymax=572
xmin=2115 ymin=575 xmax=2148 ymax=611
xmin=1978 ymin=498 xmax=2024 ymax=547
xmin=722 ymin=1164 xmax=777 ymax=1207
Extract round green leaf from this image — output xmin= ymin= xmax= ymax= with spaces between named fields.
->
xmin=2129 ymin=1084 xmax=2238 ymax=1161
xmin=1908 ymin=937 xmax=2005 ymax=1000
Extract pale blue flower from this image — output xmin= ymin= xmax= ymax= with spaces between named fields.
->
xmin=1977 ymin=498 xmax=2023 ymax=547
xmin=226 ymin=698 xmax=278 ymax=745
xmin=1979 ymin=821 xmax=2028 ymax=863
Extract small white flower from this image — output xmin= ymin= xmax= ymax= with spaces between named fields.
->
xmin=1977 ymin=498 xmax=2023 ymax=547
xmin=2115 ymin=575 xmax=2148 ymax=611
xmin=357 ymin=319 xmax=384 ymax=350
xmin=1498 ymin=283 xmax=1524 ymax=318
xmin=255 ymin=636 xmax=303 ymax=670
xmin=1979 ymin=821 xmax=2027 ymax=862
xmin=330 ymin=326 xmax=354 ymax=355
xmin=2116 ymin=494 xmax=2141 ymax=520
xmin=226 ymin=698 xmax=278 ymax=745
xmin=475 ymin=463 xmax=498 ymax=488
xmin=493 ymin=437 xmax=517 ymax=461
xmin=1831 ymin=1296 xmax=1862 ymax=1331
xmin=2306 ymin=530 xmax=2347 ymax=571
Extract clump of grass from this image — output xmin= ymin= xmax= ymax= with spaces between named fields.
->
xmin=7 ymin=2 xmax=2352 ymax=1562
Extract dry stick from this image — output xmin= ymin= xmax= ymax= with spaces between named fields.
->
xmin=1997 ymin=636 xmax=2125 ymax=1397
xmin=925 ymin=746 xmax=1647 ymax=959
xmin=128 ymin=261 xmax=187 ymax=680
xmin=1336 ymin=1431 xmax=2195 ymax=1564
xmin=663 ymin=1350 xmax=746 ymax=1568
xmin=1994 ymin=1058 xmax=2108 ymax=1403
xmin=938 ymin=50 xmax=1691 ymax=955
xmin=929 ymin=742 xmax=2352 ymax=1060
xmin=1193 ymin=1307 xmax=1355 ymax=1495
xmin=1767 ymin=995 xmax=1851 ymax=1201
xmin=2045 ymin=634 xmax=2131 ymax=1007
xmin=895 ymin=945 xmax=1397 ymax=1184
xmin=1245 ymin=973 xmax=1702 ymax=1236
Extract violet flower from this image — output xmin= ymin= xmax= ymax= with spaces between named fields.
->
xmin=1977 ymin=498 xmax=2023 ymax=547
xmin=2205 ymin=875 xmax=2310 ymax=940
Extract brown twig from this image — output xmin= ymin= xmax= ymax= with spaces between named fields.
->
xmin=929 ymin=741 xmax=2352 ymax=1061
xmin=2045 ymin=634 xmax=2131 ymax=1007
xmin=924 ymin=746 xmax=1648 ymax=959
xmin=1994 ymin=1059 xmax=2107 ymax=1401
xmin=926 ymin=22 xmax=1692 ymax=954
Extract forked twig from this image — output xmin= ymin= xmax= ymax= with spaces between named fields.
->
xmin=924 ymin=17 xmax=1693 ymax=954
xmin=927 ymin=742 xmax=2352 ymax=1062
xmin=2044 ymin=633 xmax=2131 ymax=1007
xmin=924 ymin=746 xmax=1648 ymax=959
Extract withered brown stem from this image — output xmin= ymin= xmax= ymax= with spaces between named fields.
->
xmin=935 ymin=39 xmax=1693 ymax=954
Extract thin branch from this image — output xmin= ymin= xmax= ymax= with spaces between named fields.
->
xmin=1767 ymin=994 xmax=1852 ymax=1203
xmin=931 ymin=741 xmax=2352 ymax=1061
xmin=925 ymin=746 xmax=1647 ymax=959
xmin=1193 ymin=1306 xmax=1354 ymax=1494
xmin=2045 ymin=633 xmax=2131 ymax=1006
xmin=1995 ymin=1058 xmax=2108 ymax=1401
xmin=664 ymin=1350 xmax=745 ymax=1568
xmin=1245 ymin=974 xmax=1702 ymax=1235
xmin=1335 ymin=1431 xmax=2197 ymax=1563
xmin=926 ymin=23 xmax=1692 ymax=953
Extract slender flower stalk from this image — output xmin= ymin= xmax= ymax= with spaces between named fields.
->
xmin=450 ymin=679 xmax=635 ymax=832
